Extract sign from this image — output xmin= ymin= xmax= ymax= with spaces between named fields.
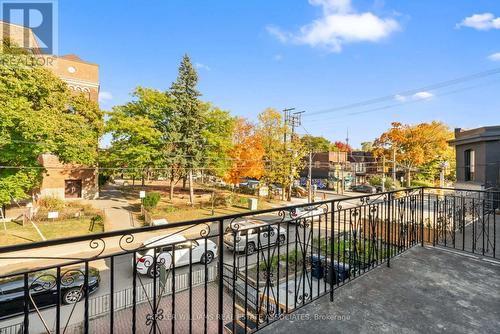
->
xmin=139 ymin=191 xmax=146 ymax=199
xmin=48 ymin=211 xmax=59 ymax=219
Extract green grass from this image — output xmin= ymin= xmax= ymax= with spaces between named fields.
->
xmin=0 ymin=218 xmax=104 ymax=246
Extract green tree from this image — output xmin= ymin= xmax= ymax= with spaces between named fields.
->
xmin=201 ymin=104 xmax=235 ymax=178
xmin=301 ymin=135 xmax=331 ymax=152
xmin=170 ymin=54 xmax=205 ymax=205
xmin=0 ymin=44 xmax=103 ymax=205
xmin=360 ymin=141 xmax=374 ymax=152
xmin=257 ymin=108 xmax=305 ymax=200
xmin=105 ymin=87 xmax=173 ymax=186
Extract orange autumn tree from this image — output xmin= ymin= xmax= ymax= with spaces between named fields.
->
xmin=224 ymin=118 xmax=264 ymax=185
xmin=374 ymin=121 xmax=451 ymax=187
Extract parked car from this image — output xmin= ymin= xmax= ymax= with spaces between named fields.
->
xmin=224 ymin=220 xmax=286 ymax=254
xmin=285 ymin=205 xmax=327 ymax=223
xmin=0 ymin=266 xmax=100 ymax=319
xmin=135 ymin=235 xmax=218 ymax=277
xmin=350 ymin=184 xmax=376 ymax=194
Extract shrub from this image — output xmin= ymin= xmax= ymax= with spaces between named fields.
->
xmin=213 ymin=192 xmax=231 ymax=207
xmin=411 ymin=179 xmax=434 ymax=187
xmin=143 ymin=192 xmax=161 ymax=210
xmin=39 ymin=196 xmax=64 ymax=211
xmin=369 ymin=176 xmax=398 ymax=190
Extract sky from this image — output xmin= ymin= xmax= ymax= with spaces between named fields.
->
xmin=45 ymin=1 xmax=500 ymax=146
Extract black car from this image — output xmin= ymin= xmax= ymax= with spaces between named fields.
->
xmin=0 ymin=266 xmax=100 ymax=319
xmin=351 ymin=184 xmax=376 ymax=194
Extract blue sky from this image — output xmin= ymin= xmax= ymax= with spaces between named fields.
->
xmin=53 ymin=0 xmax=500 ymax=147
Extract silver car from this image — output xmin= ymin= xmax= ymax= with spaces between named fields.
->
xmin=224 ymin=220 xmax=286 ymax=254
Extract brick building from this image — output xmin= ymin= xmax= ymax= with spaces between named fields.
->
xmin=449 ymin=126 xmax=500 ymax=190
xmin=2 ymin=21 xmax=100 ymax=199
xmin=300 ymin=151 xmax=349 ymax=189
xmin=348 ymin=151 xmax=380 ymax=185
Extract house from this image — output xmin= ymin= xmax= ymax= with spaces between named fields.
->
xmin=348 ymin=151 xmax=379 ymax=185
xmin=300 ymin=151 xmax=349 ymax=189
xmin=1 ymin=21 xmax=100 ymax=199
xmin=448 ymin=126 xmax=500 ymax=190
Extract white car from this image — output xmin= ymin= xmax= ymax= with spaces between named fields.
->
xmin=135 ymin=235 xmax=218 ymax=277
xmin=285 ymin=205 xmax=327 ymax=223
xmin=224 ymin=220 xmax=286 ymax=254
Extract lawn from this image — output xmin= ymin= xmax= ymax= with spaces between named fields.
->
xmin=0 ymin=218 xmax=104 ymax=247
xmin=119 ymin=181 xmax=285 ymax=225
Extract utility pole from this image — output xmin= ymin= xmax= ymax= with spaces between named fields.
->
xmin=282 ymin=108 xmax=294 ymax=201
xmin=341 ymin=162 xmax=345 ymax=195
xmin=382 ymin=155 xmax=386 ymax=192
xmin=284 ymin=108 xmax=304 ymax=201
xmin=392 ymin=148 xmax=397 ymax=185
xmin=308 ymin=151 xmax=313 ymax=203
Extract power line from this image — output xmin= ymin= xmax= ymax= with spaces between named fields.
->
xmin=303 ymin=78 xmax=500 ymax=124
xmin=303 ymin=67 xmax=500 ymax=118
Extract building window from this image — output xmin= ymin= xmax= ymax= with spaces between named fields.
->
xmin=464 ymin=149 xmax=475 ymax=181
xmin=65 ymin=180 xmax=82 ymax=198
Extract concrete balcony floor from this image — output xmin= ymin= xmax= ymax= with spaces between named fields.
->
xmin=260 ymin=246 xmax=500 ymax=334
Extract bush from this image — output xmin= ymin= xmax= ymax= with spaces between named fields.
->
xmin=143 ymin=192 xmax=161 ymax=210
xmin=411 ymin=179 xmax=434 ymax=187
xmin=368 ymin=176 xmax=395 ymax=190
xmin=39 ymin=196 xmax=65 ymax=211
xmin=213 ymin=192 xmax=230 ymax=207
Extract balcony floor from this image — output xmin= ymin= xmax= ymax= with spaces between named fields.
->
xmin=260 ymin=246 xmax=500 ymax=334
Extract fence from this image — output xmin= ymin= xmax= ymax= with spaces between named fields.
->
xmin=0 ymin=187 xmax=497 ymax=334
xmin=89 ymin=265 xmax=217 ymax=318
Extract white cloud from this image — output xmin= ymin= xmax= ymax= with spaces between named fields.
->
xmin=274 ymin=54 xmax=283 ymax=61
xmin=412 ymin=91 xmax=433 ymax=100
xmin=98 ymin=91 xmax=113 ymax=102
xmin=195 ymin=63 xmax=211 ymax=71
xmin=487 ymin=52 xmax=500 ymax=61
xmin=457 ymin=13 xmax=500 ymax=31
xmin=394 ymin=91 xmax=434 ymax=102
xmin=267 ymin=0 xmax=400 ymax=52
xmin=394 ymin=94 xmax=407 ymax=102
xmin=266 ymin=26 xmax=290 ymax=43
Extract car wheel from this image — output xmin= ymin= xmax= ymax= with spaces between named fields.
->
xmin=246 ymin=242 xmax=256 ymax=255
xmin=201 ymin=251 xmax=214 ymax=264
xmin=147 ymin=265 xmax=161 ymax=278
xmin=279 ymin=235 xmax=286 ymax=245
xmin=62 ymin=288 xmax=83 ymax=304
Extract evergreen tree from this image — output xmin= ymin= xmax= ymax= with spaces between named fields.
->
xmin=170 ymin=54 xmax=205 ymax=205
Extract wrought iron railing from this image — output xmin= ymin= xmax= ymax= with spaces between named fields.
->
xmin=0 ymin=187 xmax=497 ymax=334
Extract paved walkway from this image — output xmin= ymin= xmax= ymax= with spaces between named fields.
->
xmin=86 ymin=185 xmax=134 ymax=231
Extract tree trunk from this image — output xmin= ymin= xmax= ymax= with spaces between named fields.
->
xmin=132 ymin=175 xmax=135 ymax=186
xmin=169 ymin=178 xmax=175 ymax=200
xmin=406 ymin=168 xmax=411 ymax=187
xmin=141 ymin=173 xmax=145 ymax=186
xmin=188 ymin=169 xmax=194 ymax=207
xmin=182 ymin=176 xmax=187 ymax=190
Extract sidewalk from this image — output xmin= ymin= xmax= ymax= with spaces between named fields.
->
xmin=0 ymin=222 xmax=212 ymax=276
xmin=86 ymin=185 xmax=134 ymax=231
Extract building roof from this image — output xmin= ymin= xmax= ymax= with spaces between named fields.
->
xmin=0 ymin=20 xmax=41 ymax=54
xmin=448 ymin=126 xmax=500 ymax=146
